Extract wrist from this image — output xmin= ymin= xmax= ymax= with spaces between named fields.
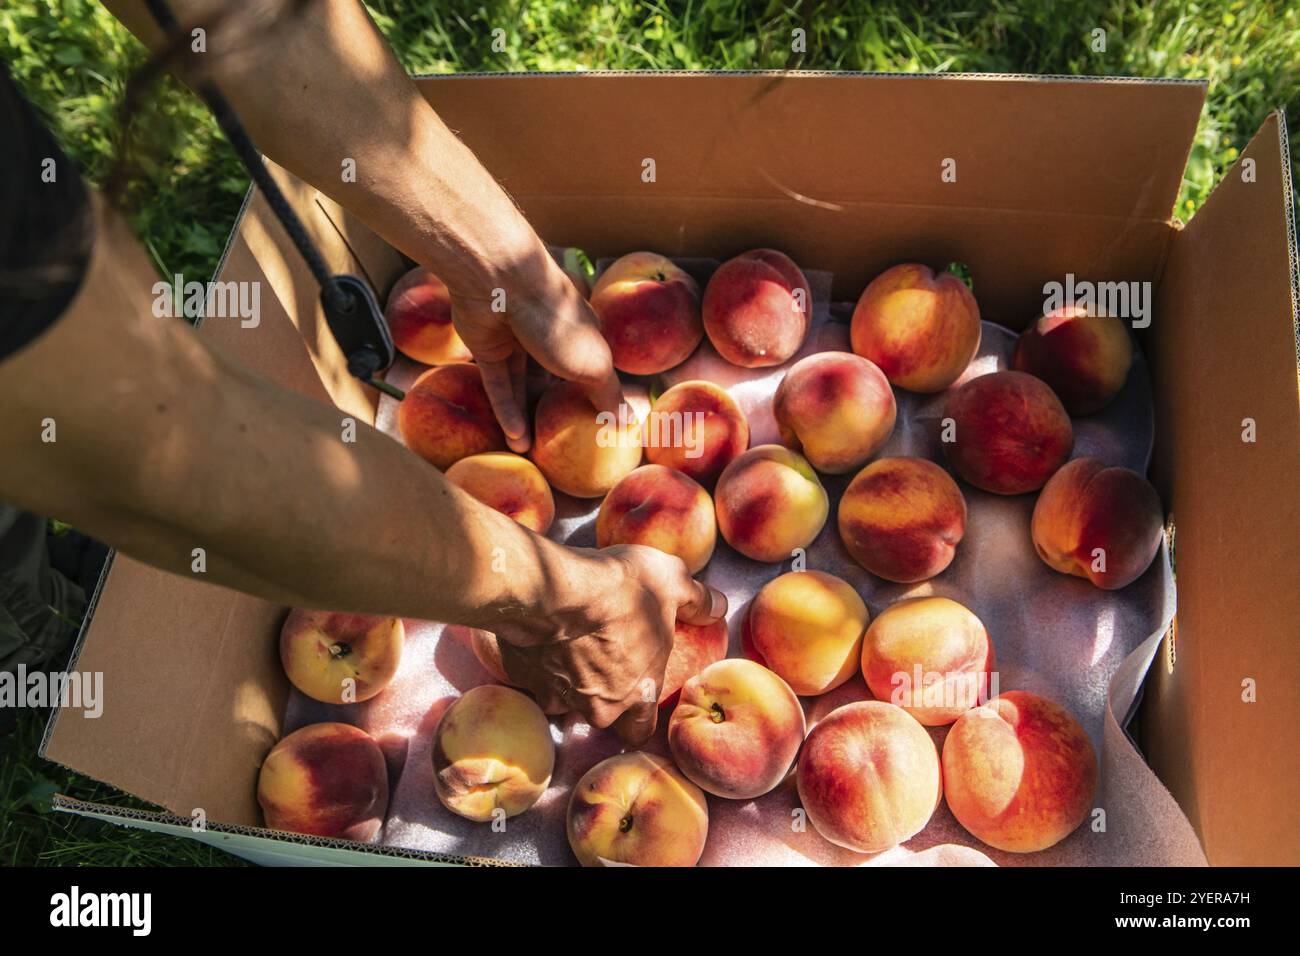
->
xmin=476 ymin=540 xmax=620 ymax=648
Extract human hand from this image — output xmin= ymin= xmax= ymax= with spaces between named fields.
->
xmin=492 ymin=545 xmax=728 ymax=745
xmin=447 ymin=242 xmax=622 ymax=453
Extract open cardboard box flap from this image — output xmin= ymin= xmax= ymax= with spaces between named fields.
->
xmin=42 ymin=74 xmax=1299 ymax=866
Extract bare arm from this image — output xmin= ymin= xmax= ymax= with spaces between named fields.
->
xmin=0 ymin=196 xmax=721 ymax=740
xmin=104 ymin=0 xmax=621 ymax=449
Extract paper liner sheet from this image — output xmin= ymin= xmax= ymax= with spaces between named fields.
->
xmin=283 ymin=262 xmax=1207 ymax=867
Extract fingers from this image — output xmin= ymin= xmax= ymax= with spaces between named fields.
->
xmin=676 ymin=577 xmax=728 ymax=625
xmin=476 ymin=353 xmax=530 ymax=452
xmin=511 ymin=292 xmax=626 ymax=417
xmin=611 ymin=697 xmax=659 ymax=746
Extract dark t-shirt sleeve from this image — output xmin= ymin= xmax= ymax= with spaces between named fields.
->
xmin=0 ymin=61 xmax=95 ymax=362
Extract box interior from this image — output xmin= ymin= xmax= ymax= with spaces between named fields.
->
xmin=42 ymin=73 xmax=1299 ymax=865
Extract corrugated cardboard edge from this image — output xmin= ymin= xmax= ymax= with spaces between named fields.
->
xmin=50 ymin=796 xmax=511 ymax=867
xmin=413 ymin=68 xmax=1204 ymax=84
xmin=1141 ymin=110 xmax=1300 ymax=866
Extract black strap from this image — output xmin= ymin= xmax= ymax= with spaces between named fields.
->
xmin=143 ymin=0 xmax=403 ymax=400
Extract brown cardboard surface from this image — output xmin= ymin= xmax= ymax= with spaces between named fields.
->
xmin=415 ymin=73 xmax=1203 ymax=310
xmin=40 ymin=73 xmax=1294 ymax=864
xmin=1142 ymin=112 xmax=1300 ymax=866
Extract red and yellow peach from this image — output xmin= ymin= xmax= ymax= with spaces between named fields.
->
xmin=659 ymin=618 xmax=730 ymax=710
xmin=530 ymin=380 xmax=643 ymax=498
xmin=702 ymin=249 xmax=812 ymax=368
xmin=279 ymin=609 xmax=404 ymax=705
xmin=796 ymin=701 xmax=942 ymax=853
xmin=257 ymin=722 xmax=389 ymax=840
xmin=445 ymin=451 xmax=556 ymax=534
xmin=384 ymin=266 xmax=473 ymax=366
xmin=743 ymin=570 xmax=868 ymax=696
xmin=567 ymin=752 xmax=709 ymax=866
xmin=398 ymin=363 xmax=506 ymax=470
xmin=860 ymin=596 xmax=994 ymax=725
xmin=714 ymin=444 xmax=828 ymax=563
xmin=668 ymin=658 xmax=806 ymax=800
xmin=431 ymin=684 xmax=555 ymax=822
xmin=1031 ymin=457 xmax=1164 ymax=590
xmin=590 ymin=252 xmax=702 ymax=375
xmin=595 ymin=464 xmax=716 ymax=574
xmin=1012 ymin=304 xmax=1133 ymax=414
xmin=837 ymin=457 xmax=967 ymax=582
xmin=942 ymin=690 xmax=1098 ymax=853
xmin=850 ymin=263 xmax=981 ymax=392
xmin=644 ymin=380 xmax=749 ymax=488
xmin=943 ymin=370 xmax=1073 ymax=494
xmin=773 ymin=352 xmax=897 ymax=474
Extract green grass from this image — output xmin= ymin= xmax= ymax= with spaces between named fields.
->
xmin=0 ymin=0 xmax=1296 ymax=865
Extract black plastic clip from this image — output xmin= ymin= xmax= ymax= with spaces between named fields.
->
xmin=319 ymin=275 xmax=404 ymax=401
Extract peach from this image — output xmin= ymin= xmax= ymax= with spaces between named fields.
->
xmin=445 ymin=451 xmax=556 ymax=534
xmin=860 ymin=596 xmax=995 ymax=725
xmin=398 ymin=363 xmax=506 ymax=470
xmin=743 ymin=570 xmax=868 ymax=696
xmin=257 ymin=722 xmax=389 ymax=840
xmin=567 ymin=752 xmax=709 ymax=867
xmin=943 ymin=370 xmax=1074 ymax=494
xmin=530 ymin=380 xmax=643 ymax=498
xmin=590 ymin=252 xmax=702 ymax=374
xmin=714 ymin=444 xmax=828 ymax=563
xmin=850 ymin=263 xmax=981 ymax=392
xmin=383 ymin=266 xmax=473 ymax=366
xmin=796 ymin=701 xmax=941 ymax=853
xmin=431 ymin=684 xmax=555 ymax=822
xmin=837 ymin=457 xmax=967 ymax=582
xmin=660 ymin=618 xmax=730 ymax=710
xmin=279 ymin=609 xmax=404 ymax=705
xmin=942 ymin=690 xmax=1098 ymax=853
xmin=702 ymin=249 xmax=812 ymax=368
xmin=1031 ymin=457 xmax=1164 ymax=590
xmin=773 ymin=352 xmax=897 ymax=474
xmin=667 ymin=658 xmax=805 ymax=800
xmin=644 ymin=380 xmax=749 ymax=488
xmin=595 ymin=464 xmax=716 ymax=574
xmin=1012 ymin=304 xmax=1133 ymax=414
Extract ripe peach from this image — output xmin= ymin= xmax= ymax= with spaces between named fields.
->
xmin=943 ymin=370 xmax=1074 ymax=494
xmin=702 ymin=249 xmax=811 ymax=368
xmin=530 ymin=380 xmax=643 ymax=498
xmin=279 ymin=609 xmax=404 ymax=705
xmin=257 ymin=722 xmax=389 ymax=840
xmin=714 ymin=444 xmax=828 ymax=563
xmin=850 ymin=263 xmax=981 ymax=392
xmin=590 ymin=252 xmax=702 ymax=374
xmin=660 ymin=618 xmax=730 ymax=710
xmin=942 ymin=690 xmax=1098 ymax=853
xmin=567 ymin=752 xmax=709 ymax=867
xmin=668 ymin=659 xmax=805 ymax=800
xmin=860 ymin=596 xmax=994 ymax=725
xmin=1012 ymin=304 xmax=1133 ymax=414
xmin=383 ymin=266 xmax=473 ymax=366
xmin=743 ymin=570 xmax=868 ymax=696
xmin=773 ymin=352 xmax=897 ymax=474
xmin=1031 ymin=457 xmax=1164 ymax=590
xmin=398 ymin=363 xmax=506 ymax=470
xmin=644 ymin=380 xmax=749 ymax=488
xmin=596 ymin=464 xmax=716 ymax=574
xmin=445 ymin=451 xmax=556 ymax=534
xmin=837 ymin=457 xmax=967 ymax=583
xmin=431 ymin=685 xmax=555 ymax=822
xmin=796 ymin=701 xmax=941 ymax=853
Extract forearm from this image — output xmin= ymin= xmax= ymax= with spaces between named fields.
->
xmin=0 ymin=198 xmax=593 ymax=632
xmin=105 ymin=0 xmax=552 ymax=299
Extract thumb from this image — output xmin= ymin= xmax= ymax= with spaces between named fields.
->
xmin=677 ymin=578 xmax=728 ymax=626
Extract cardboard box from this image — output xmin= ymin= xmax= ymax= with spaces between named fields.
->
xmin=41 ymin=72 xmax=1299 ymax=866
